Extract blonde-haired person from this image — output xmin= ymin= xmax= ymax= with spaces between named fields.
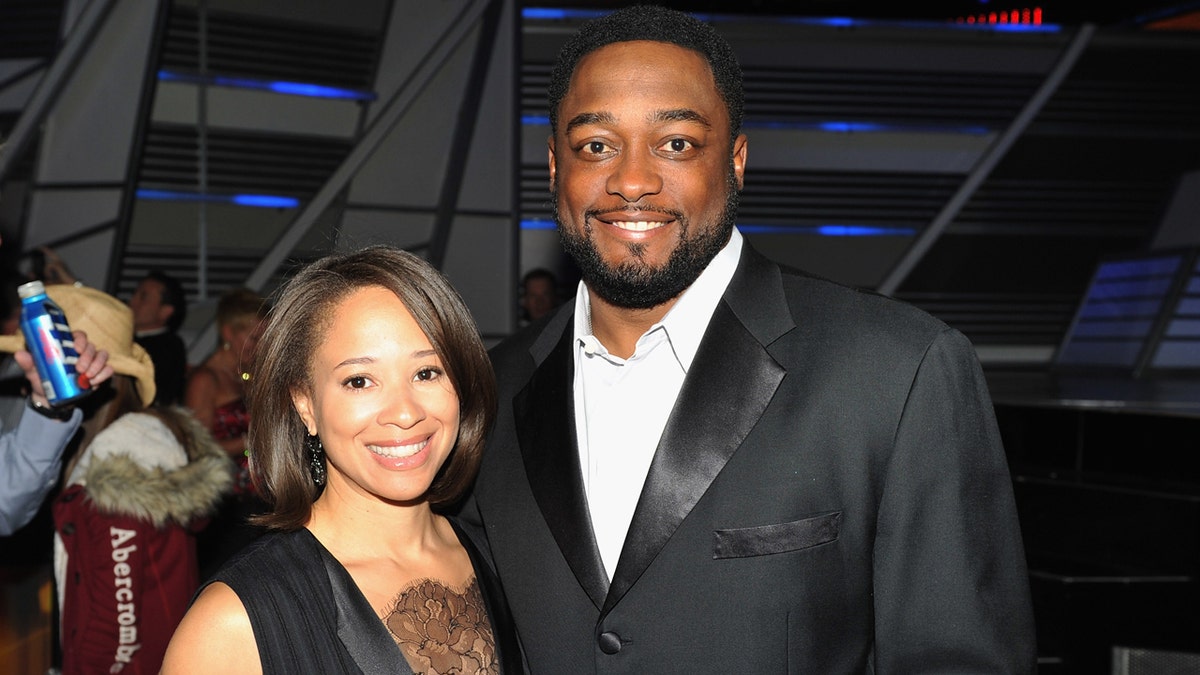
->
xmin=1 ymin=284 xmax=233 ymax=674
xmin=186 ymin=287 xmax=268 ymax=467
xmin=162 ymin=246 xmax=522 ymax=674
xmin=186 ymin=286 xmax=270 ymax=575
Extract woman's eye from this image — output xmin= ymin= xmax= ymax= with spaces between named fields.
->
xmin=345 ymin=376 xmax=369 ymax=389
xmin=415 ymin=367 xmax=441 ymax=382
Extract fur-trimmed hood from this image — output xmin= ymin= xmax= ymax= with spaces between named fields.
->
xmin=74 ymin=407 xmax=234 ymax=528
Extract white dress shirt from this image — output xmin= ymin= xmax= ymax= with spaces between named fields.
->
xmin=572 ymin=228 xmax=744 ymax=578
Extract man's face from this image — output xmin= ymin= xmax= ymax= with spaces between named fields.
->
xmin=521 ymin=276 xmax=557 ymax=321
xmin=550 ymin=40 xmax=747 ymax=310
xmin=129 ymin=277 xmax=170 ymax=331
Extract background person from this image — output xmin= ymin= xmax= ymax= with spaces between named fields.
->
xmin=162 ymin=245 xmax=521 ymax=674
xmin=3 ymin=283 xmax=231 ymax=675
xmin=187 ymin=286 xmax=269 ymax=576
xmin=0 ymin=327 xmax=112 ymax=536
xmin=129 ymin=269 xmax=189 ymax=406
xmin=518 ymin=267 xmax=560 ymax=324
xmin=462 ymin=5 xmax=1035 ymax=673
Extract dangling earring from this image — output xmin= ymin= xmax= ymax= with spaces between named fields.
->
xmin=306 ymin=433 xmax=326 ymax=487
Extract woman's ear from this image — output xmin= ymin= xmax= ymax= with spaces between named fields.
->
xmin=291 ymin=389 xmax=316 ymax=436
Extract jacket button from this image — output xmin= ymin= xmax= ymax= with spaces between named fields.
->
xmin=598 ymin=631 xmax=622 ymax=654
xmin=61 ymin=523 xmax=75 ymax=535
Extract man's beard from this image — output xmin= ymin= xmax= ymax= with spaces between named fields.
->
xmin=554 ymin=166 xmax=740 ymax=310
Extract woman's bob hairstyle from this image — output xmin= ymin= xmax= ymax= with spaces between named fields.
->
xmin=248 ymin=245 xmax=496 ymax=530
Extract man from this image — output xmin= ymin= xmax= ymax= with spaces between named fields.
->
xmin=519 ymin=267 xmax=560 ymax=324
xmin=464 ymin=5 xmax=1036 ymax=672
xmin=0 ymin=330 xmax=112 ymax=535
xmin=129 ymin=269 xmax=188 ymax=405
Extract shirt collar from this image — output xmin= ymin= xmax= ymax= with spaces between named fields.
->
xmin=572 ymin=227 xmax=743 ymax=371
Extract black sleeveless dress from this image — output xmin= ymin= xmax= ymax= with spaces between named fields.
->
xmin=206 ymin=520 xmax=523 ymax=674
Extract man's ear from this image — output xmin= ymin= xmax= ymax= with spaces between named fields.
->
xmin=292 ymin=389 xmax=316 ymax=436
xmin=731 ymin=133 xmax=748 ymax=190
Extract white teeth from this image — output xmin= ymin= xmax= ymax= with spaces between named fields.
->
xmin=367 ymin=440 xmax=427 ymax=458
xmin=613 ymin=221 xmax=663 ymax=232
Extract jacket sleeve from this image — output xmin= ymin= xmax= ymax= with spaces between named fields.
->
xmin=57 ymin=491 xmax=165 ymax=675
xmin=871 ymin=328 xmax=1037 ymax=673
xmin=0 ymin=403 xmax=81 ymax=535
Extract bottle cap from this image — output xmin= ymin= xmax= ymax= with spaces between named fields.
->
xmin=17 ymin=280 xmax=46 ymax=300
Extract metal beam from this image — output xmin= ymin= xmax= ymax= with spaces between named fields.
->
xmin=876 ymin=23 xmax=1096 ymax=297
xmin=0 ymin=0 xmax=119 ymax=183
xmin=429 ymin=0 xmax=504 ymax=268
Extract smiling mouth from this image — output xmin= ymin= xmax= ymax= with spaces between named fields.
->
xmin=609 ymin=221 xmax=667 ymax=232
xmin=367 ymin=439 xmax=428 ymax=459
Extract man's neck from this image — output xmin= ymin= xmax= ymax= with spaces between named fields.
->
xmin=588 ymin=292 xmax=677 ymax=360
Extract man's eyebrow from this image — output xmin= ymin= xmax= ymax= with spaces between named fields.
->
xmin=565 ymin=111 xmax=616 ymax=134
xmin=652 ymin=108 xmax=712 ymax=128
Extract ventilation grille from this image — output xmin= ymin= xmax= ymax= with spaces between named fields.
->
xmin=522 ymin=63 xmax=1039 ymax=129
xmin=160 ymin=5 xmax=380 ymax=90
xmin=1035 ymin=42 xmax=1200 ymax=137
xmin=898 ymin=292 xmax=1081 ymax=346
xmin=118 ymin=244 xmax=322 ymax=307
xmin=740 ymin=67 xmax=1037 ymax=128
xmin=954 ymin=177 xmax=1170 ymax=236
xmin=139 ymin=124 xmax=352 ymax=197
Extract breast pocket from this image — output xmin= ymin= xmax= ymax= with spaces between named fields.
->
xmin=712 ymin=511 xmax=841 ymax=559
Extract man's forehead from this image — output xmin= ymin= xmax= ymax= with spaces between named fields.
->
xmin=572 ymin=40 xmax=712 ymax=80
xmin=562 ymin=42 xmax=723 ymax=120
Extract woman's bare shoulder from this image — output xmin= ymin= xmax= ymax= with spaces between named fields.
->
xmin=160 ymin=582 xmax=261 ymax=674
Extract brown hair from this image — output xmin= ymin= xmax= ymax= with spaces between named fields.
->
xmin=248 ymin=245 xmax=496 ymax=530
xmin=216 ymin=287 xmax=268 ymax=333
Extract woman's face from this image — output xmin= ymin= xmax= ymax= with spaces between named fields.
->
xmin=292 ymin=285 xmax=460 ymax=505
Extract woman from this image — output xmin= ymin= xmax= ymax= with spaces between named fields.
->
xmin=4 ymin=284 xmax=232 ymax=675
xmin=185 ymin=286 xmax=267 ymax=482
xmin=187 ymin=287 xmax=269 ymax=575
xmin=162 ymin=246 xmax=521 ymax=674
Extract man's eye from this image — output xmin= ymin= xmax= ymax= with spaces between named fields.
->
xmin=664 ymin=138 xmax=691 ymax=152
xmin=586 ymin=141 xmax=608 ymax=154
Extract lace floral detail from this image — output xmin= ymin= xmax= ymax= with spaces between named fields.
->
xmin=383 ymin=576 xmax=497 ymax=674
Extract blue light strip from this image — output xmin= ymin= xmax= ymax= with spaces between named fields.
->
xmin=740 ymin=223 xmax=918 ymax=237
xmin=520 ymin=7 xmax=1059 ymax=33
xmin=137 ymin=189 xmax=300 ymax=209
xmin=521 ymin=220 xmax=916 ymax=237
xmin=158 ymin=70 xmax=376 ymax=101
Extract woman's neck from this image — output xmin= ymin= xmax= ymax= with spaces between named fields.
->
xmin=305 ymin=485 xmax=448 ymax=564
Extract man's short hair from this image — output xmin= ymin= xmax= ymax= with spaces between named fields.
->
xmin=144 ymin=270 xmax=187 ymax=332
xmin=521 ymin=267 xmax=557 ymax=288
xmin=547 ymin=4 xmax=744 ymax=144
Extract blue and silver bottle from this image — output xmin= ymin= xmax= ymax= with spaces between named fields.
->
xmin=18 ymin=280 xmax=90 ymax=406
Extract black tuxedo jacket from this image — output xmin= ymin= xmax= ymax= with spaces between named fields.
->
xmin=464 ymin=244 xmax=1036 ymax=673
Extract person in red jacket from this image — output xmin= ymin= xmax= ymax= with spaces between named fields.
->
xmin=10 ymin=283 xmax=232 ymax=675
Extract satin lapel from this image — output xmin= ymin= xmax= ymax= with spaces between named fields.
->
xmin=604 ymin=246 xmax=791 ymax=613
xmin=318 ymin=541 xmax=413 ymax=675
xmin=515 ymin=325 xmax=610 ymax=609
